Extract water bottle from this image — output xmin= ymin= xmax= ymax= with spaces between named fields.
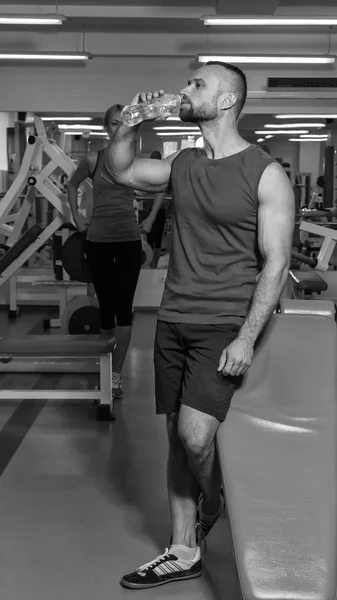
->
xmin=121 ymin=94 xmax=182 ymax=127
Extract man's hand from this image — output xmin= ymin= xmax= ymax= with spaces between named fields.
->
xmin=129 ymin=90 xmax=173 ymax=121
xmin=139 ymin=217 xmax=153 ymax=234
xmin=218 ymin=338 xmax=254 ymax=378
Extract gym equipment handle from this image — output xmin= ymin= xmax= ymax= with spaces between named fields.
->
xmin=291 ymin=251 xmax=318 ymax=269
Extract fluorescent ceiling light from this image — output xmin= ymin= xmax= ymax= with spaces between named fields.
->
xmin=257 ymin=138 xmax=265 ymax=142
xmin=0 ymin=14 xmax=65 ymax=25
xmin=59 ymin=124 xmax=103 ymax=130
xmin=42 ymin=116 xmax=93 ymax=121
xmin=276 ymin=114 xmax=337 ymax=119
xmin=255 ymin=129 xmax=309 ymax=134
xmin=197 ymin=54 xmax=335 ymax=64
xmin=265 ymin=135 xmax=274 ymax=139
xmin=300 ymin=134 xmax=328 ymax=138
xmin=0 ymin=52 xmax=92 ymax=61
xmin=167 ymin=117 xmax=182 ymax=122
xmin=264 ymin=123 xmax=325 ymax=128
xmin=202 ymin=16 xmax=337 ymax=26
xmin=156 ymin=132 xmax=199 ymax=137
xmin=64 ymin=131 xmax=108 ymax=136
xmin=153 ymin=126 xmax=200 ymax=131
xmin=289 ymin=138 xmax=327 ymax=142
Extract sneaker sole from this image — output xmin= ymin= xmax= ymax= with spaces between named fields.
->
xmin=120 ymin=570 xmax=202 ymax=589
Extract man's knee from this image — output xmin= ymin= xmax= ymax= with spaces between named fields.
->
xmin=177 ymin=412 xmax=217 ymax=461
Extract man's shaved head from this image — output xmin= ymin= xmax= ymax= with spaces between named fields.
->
xmin=205 ymin=61 xmax=247 ymax=118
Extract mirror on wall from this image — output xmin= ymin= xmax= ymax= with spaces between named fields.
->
xmin=1 ymin=110 xmax=336 ymax=270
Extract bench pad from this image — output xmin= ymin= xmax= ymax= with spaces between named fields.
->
xmin=217 ymin=314 xmax=337 ymax=600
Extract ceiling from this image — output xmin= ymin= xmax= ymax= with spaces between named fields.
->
xmin=0 ymin=0 xmax=336 ymax=34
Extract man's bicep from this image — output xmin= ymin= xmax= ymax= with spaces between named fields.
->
xmin=102 ymin=155 xmax=171 ymax=193
xmin=257 ymin=163 xmax=295 ymax=264
xmin=130 ymin=158 xmax=172 ymax=192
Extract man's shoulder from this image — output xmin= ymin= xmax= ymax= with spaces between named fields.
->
xmin=165 ymin=147 xmax=196 ymax=167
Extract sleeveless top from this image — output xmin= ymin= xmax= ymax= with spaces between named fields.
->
xmin=158 ymin=145 xmax=275 ymax=325
xmin=86 ymin=149 xmax=140 ymax=243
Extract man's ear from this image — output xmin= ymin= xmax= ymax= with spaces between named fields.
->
xmin=221 ymin=92 xmax=237 ymax=111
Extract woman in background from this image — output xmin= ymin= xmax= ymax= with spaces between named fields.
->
xmin=67 ymin=104 xmax=142 ymax=400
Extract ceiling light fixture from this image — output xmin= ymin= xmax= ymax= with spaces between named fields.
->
xmin=42 ymin=117 xmax=93 ymax=121
xmin=156 ymin=132 xmax=199 ymax=137
xmin=153 ymin=126 xmax=200 ymax=131
xmin=289 ymin=138 xmax=328 ymax=142
xmin=59 ymin=124 xmax=103 ymax=130
xmin=276 ymin=114 xmax=337 ymax=119
xmin=201 ymin=16 xmax=337 ymax=26
xmin=0 ymin=52 xmax=92 ymax=61
xmin=257 ymin=138 xmax=265 ymax=142
xmin=264 ymin=123 xmax=325 ymax=129
xmin=255 ymin=130 xmax=309 ymax=135
xmin=0 ymin=14 xmax=65 ymax=25
xmin=63 ymin=131 xmax=108 ymax=137
xmin=197 ymin=54 xmax=335 ymax=64
xmin=300 ymin=134 xmax=328 ymax=138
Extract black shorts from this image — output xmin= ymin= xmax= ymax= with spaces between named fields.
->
xmin=154 ymin=320 xmax=243 ymax=422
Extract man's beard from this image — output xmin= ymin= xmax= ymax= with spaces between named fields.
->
xmin=179 ymin=99 xmax=219 ymax=124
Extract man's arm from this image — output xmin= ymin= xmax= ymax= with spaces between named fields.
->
xmin=237 ymin=162 xmax=295 ymax=346
xmin=218 ymin=162 xmax=295 ymax=377
xmin=102 ymin=135 xmax=180 ymax=193
xmin=101 ymin=91 xmax=179 ymax=193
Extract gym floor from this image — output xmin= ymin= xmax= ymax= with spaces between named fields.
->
xmin=0 ymin=307 xmax=241 ymax=600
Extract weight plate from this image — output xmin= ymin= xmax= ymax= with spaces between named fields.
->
xmin=61 ymin=231 xmax=92 ymax=283
xmin=141 ymin=240 xmax=153 ymax=268
xmin=60 ymin=296 xmax=100 ymax=334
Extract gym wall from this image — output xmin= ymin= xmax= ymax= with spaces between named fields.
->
xmin=0 ymin=30 xmax=337 ymax=113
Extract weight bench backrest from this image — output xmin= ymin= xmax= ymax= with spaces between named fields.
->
xmin=217 ymin=313 xmax=337 ymax=600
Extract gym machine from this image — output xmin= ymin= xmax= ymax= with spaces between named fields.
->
xmin=0 ymin=116 xmax=168 ymax=324
xmin=0 ymin=115 xmax=93 ymax=319
xmin=285 ymin=216 xmax=337 ymax=304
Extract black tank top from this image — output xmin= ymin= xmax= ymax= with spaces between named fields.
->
xmin=86 ymin=150 xmax=140 ymax=243
xmin=158 ymin=145 xmax=275 ymax=325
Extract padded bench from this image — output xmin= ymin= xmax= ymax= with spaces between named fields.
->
xmin=289 ymin=269 xmax=328 ymax=294
xmin=0 ymin=335 xmax=115 ymax=421
xmin=217 ymin=307 xmax=337 ymax=600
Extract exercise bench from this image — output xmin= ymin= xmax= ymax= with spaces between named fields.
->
xmin=217 ymin=301 xmax=337 ymax=599
xmin=0 ymin=335 xmax=116 ymax=421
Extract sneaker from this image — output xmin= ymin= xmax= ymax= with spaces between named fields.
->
xmin=196 ymin=488 xmax=225 ymax=546
xmin=111 ymin=372 xmax=123 ymax=399
xmin=120 ymin=547 xmax=202 ymax=589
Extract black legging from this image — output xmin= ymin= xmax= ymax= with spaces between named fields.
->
xmin=86 ymin=240 xmax=142 ymax=330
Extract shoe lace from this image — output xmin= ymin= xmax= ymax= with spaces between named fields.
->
xmin=137 ymin=549 xmax=171 ymax=572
